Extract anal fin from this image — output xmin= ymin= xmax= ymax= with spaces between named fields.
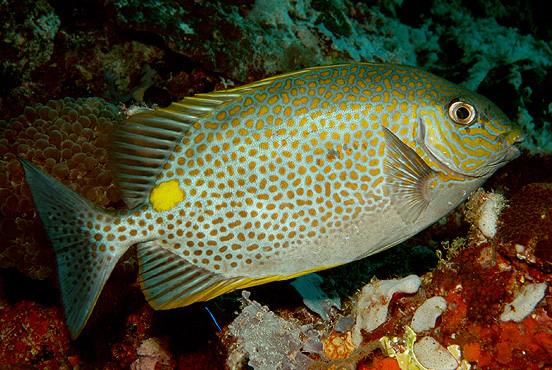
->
xmin=137 ymin=242 xmax=324 ymax=309
xmin=137 ymin=242 xmax=240 ymax=309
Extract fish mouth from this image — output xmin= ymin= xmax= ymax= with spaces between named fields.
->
xmin=482 ymin=142 xmax=521 ymax=175
xmin=487 ymin=127 xmax=525 ymax=171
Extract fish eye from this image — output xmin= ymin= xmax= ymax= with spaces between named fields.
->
xmin=448 ymin=100 xmax=476 ymax=125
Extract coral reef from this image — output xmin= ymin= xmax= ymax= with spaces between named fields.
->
xmin=411 ymin=334 xmax=466 ymax=370
xmin=1 ymin=0 xmax=60 ymax=85
xmin=291 ymin=273 xmax=341 ymax=321
xmin=105 ymin=302 xmax=159 ymax=369
xmin=380 ymin=326 xmax=469 ymax=370
xmin=1 ymin=0 xmax=552 ymax=368
xmin=2 ymin=0 xmax=552 ymax=153
xmin=498 ymin=182 xmax=552 ymax=273
xmin=222 ymin=236 xmax=552 ymax=369
xmin=0 ymin=97 xmax=123 ymax=279
xmin=0 ymin=300 xmax=73 ymax=369
xmin=225 ymin=291 xmax=321 ymax=370
xmin=352 ymin=275 xmax=422 ymax=346
xmin=222 ymin=185 xmax=552 ymax=369
xmin=131 ymin=338 xmax=174 ymax=370
xmin=322 ymin=331 xmax=356 ymax=360
xmin=500 ymin=282 xmax=547 ymax=323
xmin=464 ymin=189 xmax=506 ymax=240
xmin=410 ymin=296 xmax=447 ymax=334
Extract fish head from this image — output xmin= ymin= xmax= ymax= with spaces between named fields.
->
xmin=420 ymin=87 xmax=524 ymax=178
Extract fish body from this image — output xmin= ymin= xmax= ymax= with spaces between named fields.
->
xmin=20 ymin=63 xmax=523 ymax=338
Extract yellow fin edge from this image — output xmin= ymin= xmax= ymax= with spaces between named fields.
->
xmin=144 ymin=264 xmax=339 ymax=310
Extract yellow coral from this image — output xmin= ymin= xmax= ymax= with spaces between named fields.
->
xmin=380 ymin=326 xmax=471 ymax=370
xmin=437 ymin=237 xmax=467 ymax=263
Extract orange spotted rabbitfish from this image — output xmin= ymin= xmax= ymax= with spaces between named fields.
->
xmin=20 ymin=63 xmax=523 ymax=338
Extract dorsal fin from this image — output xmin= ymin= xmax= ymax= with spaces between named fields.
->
xmin=107 ymin=94 xmax=240 ymax=209
xmin=108 ymin=68 xmax=312 ymax=209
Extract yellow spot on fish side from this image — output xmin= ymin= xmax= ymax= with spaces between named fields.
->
xmin=149 ymin=180 xmax=185 ymax=212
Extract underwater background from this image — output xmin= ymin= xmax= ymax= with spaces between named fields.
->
xmin=1 ymin=0 xmax=551 ymax=369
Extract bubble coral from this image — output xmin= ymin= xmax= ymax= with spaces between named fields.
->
xmin=0 ymin=97 xmax=123 ymax=279
xmin=498 ymin=182 xmax=552 ymax=273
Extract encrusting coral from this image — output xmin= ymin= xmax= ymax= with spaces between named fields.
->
xmin=463 ymin=188 xmax=506 ymax=241
xmin=131 ymin=338 xmax=174 ymax=370
xmin=498 ymin=182 xmax=552 ymax=272
xmin=0 ymin=300 xmax=73 ymax=367
xmin=0 ymin=97 xmax=123 ymax=279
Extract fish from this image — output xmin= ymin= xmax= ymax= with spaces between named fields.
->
xmin=19 ymin=62 xmax=524 ymax=338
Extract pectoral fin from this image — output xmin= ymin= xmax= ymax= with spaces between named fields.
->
xmin=381 ymin=127 xmax=438 ymax=224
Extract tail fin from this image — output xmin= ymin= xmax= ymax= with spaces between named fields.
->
xmin=19 ymin=158 xmax=131 ymax=339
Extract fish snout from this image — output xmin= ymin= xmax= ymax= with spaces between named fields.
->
xmin=502 ymin=126 xmax=525 ymax=160
xmin=504 ymin=126 xmax=525 ymax=146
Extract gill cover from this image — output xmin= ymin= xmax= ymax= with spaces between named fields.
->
xmin=421 ymin=92 xmax=521 ymax=177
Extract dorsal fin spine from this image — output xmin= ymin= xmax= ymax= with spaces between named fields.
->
xmin=107 ymin=68 xmax=311 ymax=209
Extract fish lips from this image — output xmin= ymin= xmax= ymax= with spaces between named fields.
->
xmin=484 ymin=142 xmax=521 ymax=174
xmin=493 ymin=127 xmax=525 ymax=166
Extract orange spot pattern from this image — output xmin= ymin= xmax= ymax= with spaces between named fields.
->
xmin=137 ymin=65 xmax=447 ymax=272
xmin=92 ymin=64 xmax=507 ymax=275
